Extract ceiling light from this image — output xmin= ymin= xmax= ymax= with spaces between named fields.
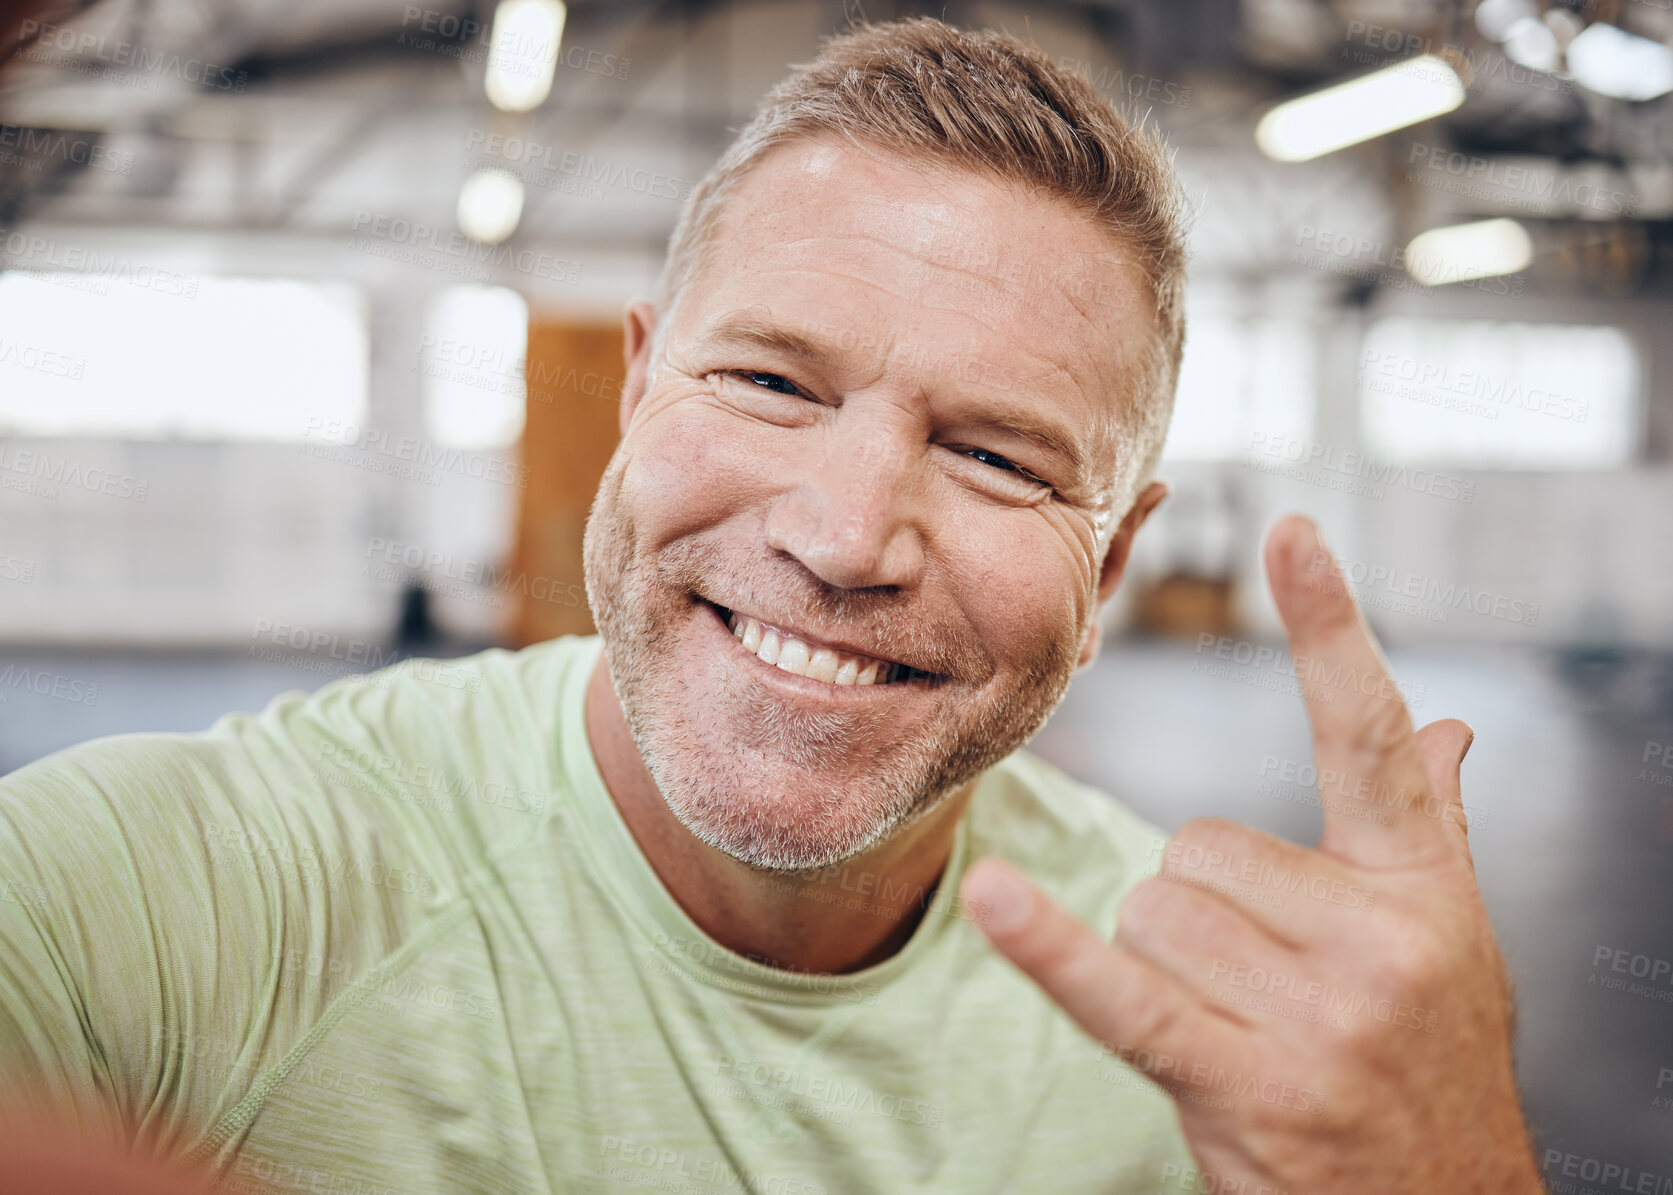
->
xmin=485 ymin=0 xmax=567 ymax=113
xmin=457 ymin=168 xmax=525 ymax=244
xmin=1502 ymin=16 xmax=1560 ymax=73
xmin=1256 ymin=55 xmax=1468 ymax=161
xmin=1474 ymin=0 xmax=1536 ymax=43
xmin=1566 ymin=21 xmax=1673 ymax=102
xmin=1405 ymin=218 xmax=1533 ymax=286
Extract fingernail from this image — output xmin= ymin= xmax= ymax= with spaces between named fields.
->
xmin=1462 ymin=725 xmax=1476 ymax=761
xmin=968 ymin=863 xmax=1032 ymax=931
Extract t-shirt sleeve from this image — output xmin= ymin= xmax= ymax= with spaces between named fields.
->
xmin=0 ymin=721 xmax=439 ymax=1163
xmin=0 ymin=735 xmax=283 ymax=1157
xmin=0 ymin=645 xmax=557 ymax=1166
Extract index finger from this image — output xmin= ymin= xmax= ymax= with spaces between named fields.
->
xmin=1264 ymin=515 xmax=1452 ymax=868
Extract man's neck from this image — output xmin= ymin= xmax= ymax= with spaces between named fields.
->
xmin=582 ymin=654 xmax=973 ymax=975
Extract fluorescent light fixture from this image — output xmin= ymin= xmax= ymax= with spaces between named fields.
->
xmin=485 ymin=0 xmax=567 ymax=112
xmin=1502 ymin=16 xmax=1560 ymax=73
xmin=423 ymin=285 xmax=529 ymax=450
xmin=1474 ymin=0 xmax=1536 ymax=43
xmin=1566 ymin=21 xmax=1673 ymax=102
xmin=1405 ymin=218 xmax=1532 ymax=286
xmin=457 ymin=168 xmax=525 ymax=244
xmin=1255 ymin=55 xmax=1467 ymax=162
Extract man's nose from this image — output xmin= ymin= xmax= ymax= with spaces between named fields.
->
xmin=762 ymin=433 xmax=927 ymax=590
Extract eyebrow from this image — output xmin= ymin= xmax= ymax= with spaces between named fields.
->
xmin=703 ymin=313 xmax=844 ymax=370
xmin=701 ymin=311 xmax=1096 ymax=485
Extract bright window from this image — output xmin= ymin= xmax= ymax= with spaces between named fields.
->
xmin=420 ymin=285 xmax=529 ymax=450
xmin=1163 ymin=316 xmax=1316 ymax=461
xmin=1358 ymin=318 xmax=1639 ymax=468
xmin=0 ymin=272 xmax=366 ymax=439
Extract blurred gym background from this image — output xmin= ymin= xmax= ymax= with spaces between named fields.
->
xmin=1 ymin=0 xmax=1670 ymax=1182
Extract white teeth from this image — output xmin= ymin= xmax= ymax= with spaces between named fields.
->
xmin=722 ymin=609 xmax=902 ymax=687
xmin=775 ymin=638 xmax=809 ymax=674
xmin=806 ymin=648 xmax=839 ymax=683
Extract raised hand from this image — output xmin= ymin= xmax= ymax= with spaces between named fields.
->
xmin=961 ymin=515 xmax=1543 ymax=1193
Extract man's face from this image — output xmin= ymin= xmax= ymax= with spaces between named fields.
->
xmin=583 ymin=140 xmax=1156 ymax=872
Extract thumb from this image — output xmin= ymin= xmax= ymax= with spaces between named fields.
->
xmin=1412 ymin=718 xmax=1474 ymax=845
xmin=960 ymin=858 xmax=1222 ymax=1068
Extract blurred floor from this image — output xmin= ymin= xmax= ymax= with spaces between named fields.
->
xmin=1 ymin=636 xmax=1669 ymax=1174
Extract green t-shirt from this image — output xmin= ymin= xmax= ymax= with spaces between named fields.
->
xmin=0 ymin=634 xmax=1195 ymax=1193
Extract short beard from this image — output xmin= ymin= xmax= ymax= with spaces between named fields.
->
xmin=581 ymin=461 xmax=1083 ymax=873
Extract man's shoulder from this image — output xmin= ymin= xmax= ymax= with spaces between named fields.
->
xmin=968 ymin=749 xmax=1168 ymax=929
xmin=2 ymin=632 xmax=599 ymax=841
xmin=0 ymin=635 xmax=601 ymax=1141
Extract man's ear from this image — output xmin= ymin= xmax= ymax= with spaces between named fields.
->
xmin=619 ymin=299 xmax=657 ymax=438
xmin=1078 ymin=481 xmax=1168 ymax=667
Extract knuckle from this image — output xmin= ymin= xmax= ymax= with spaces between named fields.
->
xmin=1350 ymin=695 xmax=1415 ymax=765
xmin=1118 ymin=875 xmax=1173 ymax=932
xmin=1168 ymin=817 xmax=1257 ymax=867
xmin=1374 ymin=917 xmax=1450 ymax=993
xmin=1124 ymin=982 xmax=1186 ymax=1051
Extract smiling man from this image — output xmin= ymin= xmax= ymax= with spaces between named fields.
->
xmin=0 ymin=17 xmax=1544 ymax=1195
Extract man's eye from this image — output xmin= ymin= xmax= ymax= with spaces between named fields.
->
xmin=965 ymin=447 xmax=1047 ymax=486
xmin=734 ymin=371 xmax=801 ymax=396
